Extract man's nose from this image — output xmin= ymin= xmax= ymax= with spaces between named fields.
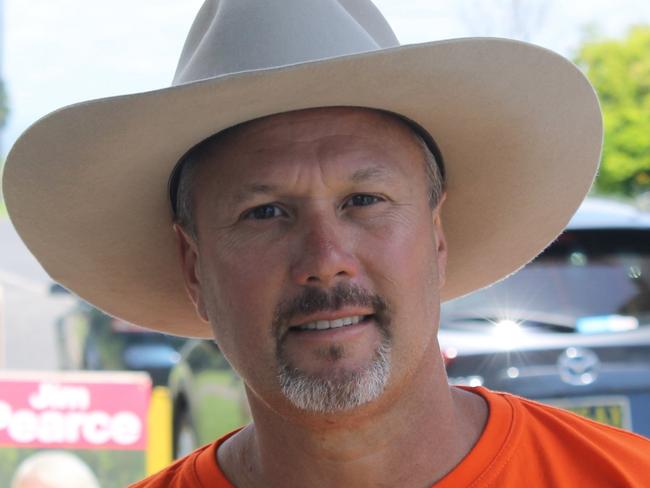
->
xmin=290 ymin=215 xmax=359 ymax=287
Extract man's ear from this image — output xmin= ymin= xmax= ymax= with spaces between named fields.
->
xmin=432 ymin=193 xmax=448 ymax=289
xmin=173 ymin=223 xmax=210 ymax=322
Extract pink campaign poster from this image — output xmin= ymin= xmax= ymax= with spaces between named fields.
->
xmin=0 ymin=371 xmax=152 ymax=487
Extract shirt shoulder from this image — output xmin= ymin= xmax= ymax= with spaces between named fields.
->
xmin=512 ymin=392 xmax=650 ymax=449
xmin=498 ymin=391 xmax=650 ymax=486
xmin=128 ymin=444 xmax=209 ymax=487
xmin=438 ymin=387 xmax=650 ymax=487
xmin=129 ymin=430 xmax=238 ymax=488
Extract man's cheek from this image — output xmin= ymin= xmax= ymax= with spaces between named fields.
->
xmin=216 ymin=270 xmax=277 ymax=339
xmin=369 ymin=231 xmax=433 ymax=278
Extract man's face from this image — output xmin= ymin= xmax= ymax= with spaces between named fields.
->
xmin=177 ymin=107 xmax=447 ymax=414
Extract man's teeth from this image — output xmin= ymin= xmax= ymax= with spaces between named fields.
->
xmin=297 ymin=315 xmax=365 ymax=331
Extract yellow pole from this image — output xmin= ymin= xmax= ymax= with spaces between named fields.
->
xmin=146 ymin=386 xmax=173 ymax=475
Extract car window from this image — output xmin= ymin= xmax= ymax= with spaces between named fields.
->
xmin=441 ymin=229 xmax=650 ymax=333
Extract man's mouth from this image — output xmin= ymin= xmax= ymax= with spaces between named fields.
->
xmin=290 ymin=315 xmax=374 ymax=332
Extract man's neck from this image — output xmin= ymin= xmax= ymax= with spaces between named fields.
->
xmin=217 ymin=359 xmax=488 ymax=488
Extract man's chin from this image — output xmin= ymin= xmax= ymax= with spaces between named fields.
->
xmin=277 ymin=341 xmax=391 ymax=413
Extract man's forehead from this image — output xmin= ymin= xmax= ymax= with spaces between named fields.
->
xmin=209 ymin=106 xmax=420 ymax=152
xmin=169 ymin=106 xmax=438 ymax=220
xmin=192 ymin=107 xmax=425 ymax=181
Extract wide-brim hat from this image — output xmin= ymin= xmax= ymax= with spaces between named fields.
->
xmin=2 ymin=0 xmax=602 ymax=337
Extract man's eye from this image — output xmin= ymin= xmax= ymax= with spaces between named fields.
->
xmin=243 ymin=204 xmax=286 ymax=220
xmin=344 ymin=194 xmax=383 ymax=208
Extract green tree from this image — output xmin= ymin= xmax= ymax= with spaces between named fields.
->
xmin=576 ymin=27 xmax=650 ymax=196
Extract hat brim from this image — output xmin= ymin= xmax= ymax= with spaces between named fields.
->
xmin=2 ymin=38 xmax=602 ymax=337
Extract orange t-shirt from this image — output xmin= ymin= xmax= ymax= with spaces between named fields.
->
xmin=130 ymin=386 xmax=650 ymax=487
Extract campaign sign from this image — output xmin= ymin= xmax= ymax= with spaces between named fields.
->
xmin=0 ymin=371 xmax=150 ymax=450
xmin=0 ymin=371 xmax=153 ymax=488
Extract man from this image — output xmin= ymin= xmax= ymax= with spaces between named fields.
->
xmin=3 ymin=1 xmax=649 ymax=487
xmin=10 ymin=451 xmax=100 ymax=488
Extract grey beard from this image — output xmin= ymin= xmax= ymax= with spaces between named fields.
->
xmin=277 ymin=338 xmax=391 ymax=413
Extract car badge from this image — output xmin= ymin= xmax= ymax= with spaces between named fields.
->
xmin=557 ymin=347 xmax=600 ymax=386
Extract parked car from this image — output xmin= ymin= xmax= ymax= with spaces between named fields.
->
xmin=57 ymin=303 xmax=186 ymax=386
xmin=441 ymin=197 xmax=650 ymax=437
xmin=168 ymin=340 xmax=249 ymax=458
xmin=169 ymin=198 xmax=650 ymax=457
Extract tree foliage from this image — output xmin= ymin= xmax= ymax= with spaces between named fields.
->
xmin=576 ymin=27 xmax=650 ymax=196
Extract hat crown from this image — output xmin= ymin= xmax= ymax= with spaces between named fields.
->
xmin=173 ymin=0 xmax=400 ymax=85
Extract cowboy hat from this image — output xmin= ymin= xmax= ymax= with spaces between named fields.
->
xmin=2 ymin=0 xmax=602 ymax=337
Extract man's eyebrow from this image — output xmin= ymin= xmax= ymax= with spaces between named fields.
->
xmin=350 ymin=166 xmax=395 ymax=183
xmin=231 ymin=183 xmax=280 ymax=205
xmin=230 ymin=166 xmax=394 ymax=205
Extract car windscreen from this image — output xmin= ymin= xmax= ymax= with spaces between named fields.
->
xmin=441 ymin=229 xmax=650 ymax=333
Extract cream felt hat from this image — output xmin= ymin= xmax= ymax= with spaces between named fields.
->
xmin=2 ymin=0 xmax=602 ymax=337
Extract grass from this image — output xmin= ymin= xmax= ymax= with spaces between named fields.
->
xmin=0 ymin=199 xmax=6 ymax=220
xmin=193 ymin=370 xmax=249 ymax=445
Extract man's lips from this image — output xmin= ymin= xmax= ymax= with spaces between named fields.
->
xmin=286 ymin=309 xmax=375 ymax=334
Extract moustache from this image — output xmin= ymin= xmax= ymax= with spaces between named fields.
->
xmin=273 ymin=283 xmax=391 ymax=341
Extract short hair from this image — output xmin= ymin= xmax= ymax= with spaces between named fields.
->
xmin=11 ymin=451 xmax=100 ymax=488
xmin=170 ymin=110 xmax=446 ymax=239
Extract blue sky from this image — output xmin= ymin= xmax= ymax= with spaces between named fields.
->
xmin=4 ymin=0 xmax=650 ymax=152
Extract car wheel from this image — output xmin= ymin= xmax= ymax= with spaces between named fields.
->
xmin=174 ymin=407 xmax=199 ymax=459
